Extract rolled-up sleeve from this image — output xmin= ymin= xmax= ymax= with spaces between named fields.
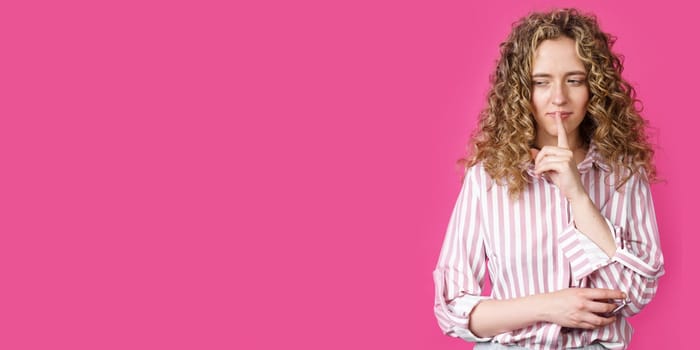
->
xmin=433 ymin=166 xmax=492 ymax=342
xmin=558 ymin=169 xmax=664 ymax=317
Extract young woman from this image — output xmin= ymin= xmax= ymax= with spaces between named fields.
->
xmin=432 ymin=9 xmax=664 ymax=350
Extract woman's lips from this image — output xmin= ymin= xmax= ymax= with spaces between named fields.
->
xmin=547 ymin=112 xmax=572 ymax=118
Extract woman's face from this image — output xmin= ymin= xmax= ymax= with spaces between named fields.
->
xmin=530 ymin=36 xmax=589 ymax=147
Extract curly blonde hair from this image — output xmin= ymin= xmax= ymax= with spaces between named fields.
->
xmin=462 ymin=8 xmax=657 ymax=199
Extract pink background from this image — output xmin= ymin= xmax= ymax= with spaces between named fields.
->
xmin=1 ymin=0 xmax=694 ymax=349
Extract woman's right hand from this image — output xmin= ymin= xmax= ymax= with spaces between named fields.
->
xmin=543 ymin=288 xmax=627 ymax=329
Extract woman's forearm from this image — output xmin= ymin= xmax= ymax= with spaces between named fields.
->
xmin=569 ymin=192 xmax=617 ymax=257
xmin=468 ymin=287 xmax=625 ymax=337
xmin=468 ymin=293 xmax=550 ymax=338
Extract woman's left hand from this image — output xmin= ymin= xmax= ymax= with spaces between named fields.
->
xmin=529 ymin=114 xmax=586 ymax=201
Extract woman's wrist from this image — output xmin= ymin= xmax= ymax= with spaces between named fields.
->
xmin=470 ymin=293 xmax=552 ymax=337
xmin=568 ymin=187 xmax=591 ymax=206
xmin=529 ymin=293 xmax=553 ymax=323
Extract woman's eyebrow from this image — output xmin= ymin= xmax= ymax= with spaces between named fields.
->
xmin=531 ymin=71 xmax=587 ymax=78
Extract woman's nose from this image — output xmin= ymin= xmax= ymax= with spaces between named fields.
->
xmin=552 ymin=84 xmax=567 ymax=105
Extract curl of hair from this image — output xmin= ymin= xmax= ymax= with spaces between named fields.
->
xmin=460 ymin=8 xmax=657 ymax=200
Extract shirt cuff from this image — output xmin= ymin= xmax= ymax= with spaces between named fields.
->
xmin=446 ymin=295 xmax=493 ymax=342
xmin=559 ymin=217 xmax=616 ymax=281
xmin=612 ymin=246 xmax=665 ymax=279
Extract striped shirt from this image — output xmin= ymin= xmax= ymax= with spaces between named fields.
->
xmin=432 ymin=145 xmax=664 ymax=350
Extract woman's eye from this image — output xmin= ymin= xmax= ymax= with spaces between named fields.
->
xmin=533 ymin=81 xmax=548 ymax=86
xmin=568 ymin=79 xmax=584 ymax=85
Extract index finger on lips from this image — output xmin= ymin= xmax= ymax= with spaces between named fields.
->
xmin=556 ymin=112 xmax=568 ymax=149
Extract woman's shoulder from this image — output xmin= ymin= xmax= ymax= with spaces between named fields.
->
xmin=463 ymin=160 xmax=496 ymax=188
xmin=463 ymin=160 xmax=485 ymax=177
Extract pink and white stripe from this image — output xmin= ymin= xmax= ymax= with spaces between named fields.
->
xmin=433 ymin=146 xmax=664 ymax=350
